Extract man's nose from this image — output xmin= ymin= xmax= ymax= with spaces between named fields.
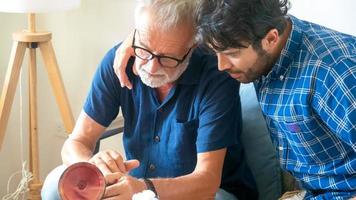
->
xmin=145 ymin=57 xmax=160 ymax=74
xmin=217 ymin=53 xmax=232 ymax=71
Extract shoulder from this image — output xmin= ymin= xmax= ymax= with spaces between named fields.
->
xmin=101 ymin=44 xmax=119 ymax=66
xmin=95 ymin=45 xmax=118 ymax=78
xmin=315 ymin=56 xmax=356 ymax=89
xmin=296 ymin=16 xmax=356 ymax=64
xmin=191 ymin=49 xmax=240 ymax=108
xmin=194 ymin=47 xmax=238 ymax=88
xmin=291 ymin=16 xmax=356 ymax=83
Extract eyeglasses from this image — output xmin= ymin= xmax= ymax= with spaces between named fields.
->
xmin=131 ymin=29 xmax=192 ymax=68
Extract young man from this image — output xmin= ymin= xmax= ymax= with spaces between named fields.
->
xmin=196 ymin=0 xmax=356 ymax=199
xmin=114 ymin=0 xmax=356 ymax=199
xmin=41 ymin=1 xmax=257 ymax=200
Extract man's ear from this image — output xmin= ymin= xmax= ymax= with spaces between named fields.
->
xmin=261 ymin=28 xmax=279 ymax=52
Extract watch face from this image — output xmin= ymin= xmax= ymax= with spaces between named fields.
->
xmin=58 ymin=162 xmax=105 ymax=200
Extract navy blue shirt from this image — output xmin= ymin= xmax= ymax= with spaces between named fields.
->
xmin=84 ymin=45 xmax=257 ymax=199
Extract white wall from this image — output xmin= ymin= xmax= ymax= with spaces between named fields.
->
xmin=289 ymin=0 xmax=356 ymax=36
xmin=0 ymin=0 xmax=355 ymax=197
xmin=0 ymin=0 xmax=135 ymax=196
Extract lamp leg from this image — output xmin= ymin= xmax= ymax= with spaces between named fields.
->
xmin=0 ymin=41 xmax=27 ymax=150
xmin=39 ymin=41 xmax=75 ymax=133
xmin=28 ymin=45 xmax=42 ymax=200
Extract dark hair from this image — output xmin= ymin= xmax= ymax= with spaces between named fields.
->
xmin=197 ymin=0 xmax=289 ymax=51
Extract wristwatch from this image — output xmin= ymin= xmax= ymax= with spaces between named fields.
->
xmin=143 ymin=178 xmax=158 ymax=198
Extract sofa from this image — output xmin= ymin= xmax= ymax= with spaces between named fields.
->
xmin=239 ymin=83 xmax=281 ymax=200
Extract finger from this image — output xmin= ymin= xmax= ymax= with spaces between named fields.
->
xmin=93 ymin=157 xmax=112 ymax=175
xmin=114 ymin=32 xmax=135 ymax=90
xmin=99 ymin=151 xmax=121 ymax=173
xmin=102 ymin=197 xmax=119 ymax=200
xmin=116 ymin=49 xmax=132 ymax=89
xmin=102 ymin=193 xmax=130 ymax=200
xmin=88 ymin=157 xmax=95 ymax=165
xmin=102 ymin=197 xmax=120 ymax=200
xmin=124 ymin=159 xmax=140 ymax=172
xmin=105 ymin=172 xmax=123 ymax=186
xmin=104 ymin=176 xmax=127 ymax=198
xmin=108 ymin=151 xmax=127 ymax=173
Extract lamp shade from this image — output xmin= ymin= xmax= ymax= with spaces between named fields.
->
xmin=0 ymin=0 xmax=80 ymax=13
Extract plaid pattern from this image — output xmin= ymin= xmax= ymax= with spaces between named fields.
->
xmin=255 ymin=15 xmax=356 ymax=200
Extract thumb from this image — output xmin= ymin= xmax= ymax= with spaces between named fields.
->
xmin=105 ymin=172 xmax=122 ymax=185
xmin=124 ymin=159 xmax=140 ymax=172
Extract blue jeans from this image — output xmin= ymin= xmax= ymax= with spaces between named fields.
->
xmin=42 ymin=166 xmax=238 ymax=200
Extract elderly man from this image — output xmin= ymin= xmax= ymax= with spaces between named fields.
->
xmin=41 ymin=0 xmax=257 ymax=200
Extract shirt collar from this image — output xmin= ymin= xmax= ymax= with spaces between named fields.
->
xmin=264 ymin=15 xmax=304 ymax=82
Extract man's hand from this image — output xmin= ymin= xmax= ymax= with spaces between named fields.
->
xmin=113 ymin=30 xmax=136 ymax=90
xmin=89 ymin=149 xmax=139 ymax=175
xmin=103 ymin=172 xmax=146 ymax=200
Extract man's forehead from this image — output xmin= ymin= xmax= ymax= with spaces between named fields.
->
xmin=208 ymin=44 xmax=250 ymax=54
xmin=137 ymin=22 xmax=194 ymax=36
xmin=136 ymin=26 xmax=156 ymax=38
xmin=135 ymin=27 xmax=169 ymax=45
xmin=136 ymin=25 xmax=194 ymax=50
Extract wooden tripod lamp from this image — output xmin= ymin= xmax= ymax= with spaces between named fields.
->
xmin=0 ymin=0 xmax=80 ymax=198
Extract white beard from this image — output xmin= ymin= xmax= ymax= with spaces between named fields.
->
xmin=135 ymin=57 xmax=190 ymax=88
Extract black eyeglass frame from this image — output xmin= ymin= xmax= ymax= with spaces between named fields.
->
xmin=131 ymin=29 xmax=192 ymax=68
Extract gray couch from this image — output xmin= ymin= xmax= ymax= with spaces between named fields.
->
xmin=239 ymin=83 xmax=281 ymax=200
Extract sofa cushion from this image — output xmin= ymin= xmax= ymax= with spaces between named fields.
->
xmin=239 ymin=83 xmax=282 ymax=200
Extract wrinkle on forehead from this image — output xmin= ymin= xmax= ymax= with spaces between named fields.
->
xmin=137 ymin=24 xmax=194 ymax=57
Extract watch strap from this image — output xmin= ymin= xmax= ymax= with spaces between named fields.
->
xmin=143 ymin=178 xmax=158 ymax=198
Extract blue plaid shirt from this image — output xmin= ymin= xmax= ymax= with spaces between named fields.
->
xmin=255 ymin=15 xmax=356 ymax=199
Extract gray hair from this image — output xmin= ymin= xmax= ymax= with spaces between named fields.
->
xmin=134 ymin=0 xmax=198 ymax=32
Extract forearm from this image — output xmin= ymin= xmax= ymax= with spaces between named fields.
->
xmin=102 ymin=149 xmax=226 ymax=199
xmin=61 ymin=111 xmax=105 ymax=166
xmin=61 ymin=138 xmax=94 ymax=166
xmin=151 ymin=169 xmax=221 ymax=200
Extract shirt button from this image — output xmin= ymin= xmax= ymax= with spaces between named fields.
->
xmin=154 ymin=135 xmax=160 ymax=142
xmin=279 ymin=75 xmax=284 ymax=81
xmin=278 ymin=146 xmax=283 ymax=151
xmin=149 ymin=164 xmax=156 ymax=171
